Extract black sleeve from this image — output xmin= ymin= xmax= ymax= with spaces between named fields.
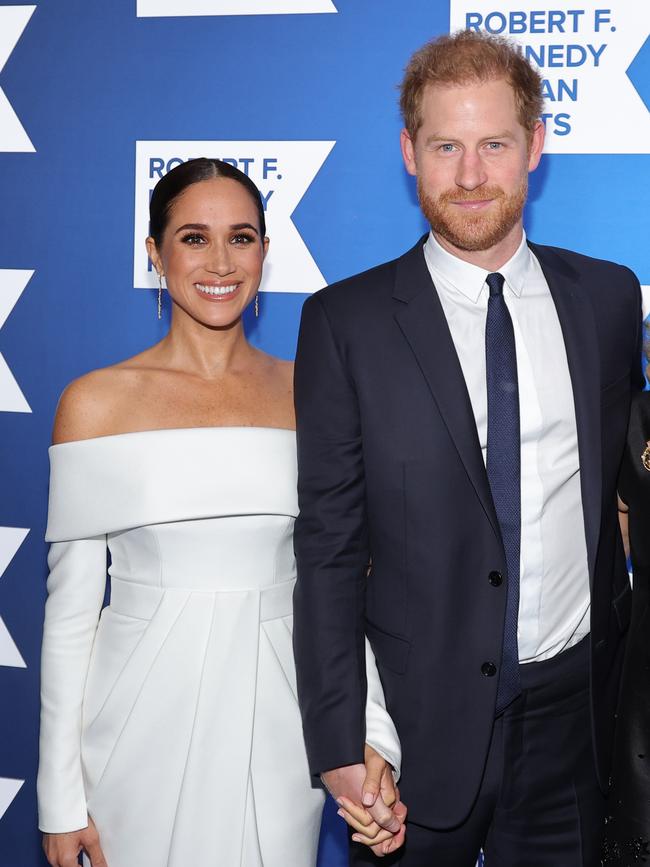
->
xmin=292 ymin=293 xmax=368 ymax=775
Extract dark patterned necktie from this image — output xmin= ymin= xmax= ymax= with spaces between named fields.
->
xmin=485 ymin=271 xmax=522 ymax=714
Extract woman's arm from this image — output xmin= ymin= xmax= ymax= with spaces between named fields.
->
xmin=39 ymin=377 xmax=113 ymax=863
xmin=38 ymin=536 xmax=107 ymax=833
xmin=364 ymin=638 xmax=401 ymax=780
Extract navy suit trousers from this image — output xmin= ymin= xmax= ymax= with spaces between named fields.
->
xmin=350 ymin=637 xmax=604 ymax=867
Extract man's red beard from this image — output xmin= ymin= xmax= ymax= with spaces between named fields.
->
xmin=417 ymin=179 xmax=528 ymax=252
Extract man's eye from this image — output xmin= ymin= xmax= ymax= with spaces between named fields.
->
xmin=180 ymin=233 xmax=206 ymax=245
xmin=440 ymin=144 xmax=456 ymax=152
xmin=486 ymin=142 xmax=503 ymax=150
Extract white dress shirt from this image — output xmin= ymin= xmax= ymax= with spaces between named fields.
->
xmin=424 ymin=231 xmax=590 ymax=663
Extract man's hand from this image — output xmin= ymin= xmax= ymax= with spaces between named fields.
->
xmin=322 ymin=744 xmax=407 ymax=855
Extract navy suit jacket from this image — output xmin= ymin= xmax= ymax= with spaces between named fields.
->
xmin=293 ymin=236 xmax=643 ymax=829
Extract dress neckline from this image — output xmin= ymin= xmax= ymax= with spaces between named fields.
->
xmin=49 ymin=426 xmax=296 ymax=451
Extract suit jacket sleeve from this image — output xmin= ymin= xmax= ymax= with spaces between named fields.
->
xmin=293 ymin=291 xmax=371 ymax=775
xmin=631 ymin=269 xmax=645 ymax=392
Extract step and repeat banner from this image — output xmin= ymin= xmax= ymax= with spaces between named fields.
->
xmin=0 ymin=2 xmax=648 ymax=864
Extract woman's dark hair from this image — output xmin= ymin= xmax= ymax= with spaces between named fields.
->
xmin=148 ymin=157 xmax=266 ymax=247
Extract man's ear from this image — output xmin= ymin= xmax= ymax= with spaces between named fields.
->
xmin=527 ymin=120 xmax=545 ymax=172
xmin=400 ymin=128 xmax=417 ymax=177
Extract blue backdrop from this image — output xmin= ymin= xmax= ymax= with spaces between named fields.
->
xmin=0 ymin=2 xmax=648 ymax=864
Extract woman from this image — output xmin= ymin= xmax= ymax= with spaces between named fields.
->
xmin=603 ymin=386 xmax=650 ymax=865
xmin=37 ymin=158 xmax=403 ymax=867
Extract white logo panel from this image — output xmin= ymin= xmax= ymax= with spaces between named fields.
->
xmin=0 ymin=269 xmax=32 ymax=413
xmin=0 ymin=778 xmax=24 ymax=821
xmin=450 ymin=1 xmax=650 ymax=153
xmin=0 ymin=5 xmax=36 ymax=152
xmin=137 ymin=0 xmax=337 ymax=16
xmin=0 ymin=527 xmax=29 ymax=669
xmin=134 ymin=141 xmax=335 ymax=294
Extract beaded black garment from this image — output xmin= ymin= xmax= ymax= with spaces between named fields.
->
xmin=602 ymin=392 xmax=650 ymax=866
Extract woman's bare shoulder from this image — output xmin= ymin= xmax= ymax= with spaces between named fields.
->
xmin=52 ymin=356 xmax=155 ymax=445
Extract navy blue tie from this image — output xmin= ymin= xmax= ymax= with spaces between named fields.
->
xmin=485 ymin=272 xmax=521 ymax=714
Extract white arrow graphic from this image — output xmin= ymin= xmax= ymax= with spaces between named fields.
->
xmin=138 ymin=0 xmax=337 ymax=15
xmin=450 ymin=0 xmax=650 ymax=153
xmin=0 ymin=778 xmax=24 ymax=820
xmin=0 ymin=6 xmax=36 ymax=153
xmin=134 ymin=141 xmax=335 ymax=294
xmin=0 ymin=527 xmax=29 ymax=669
xmin=0 ymin=269 xmax=33 ymax=413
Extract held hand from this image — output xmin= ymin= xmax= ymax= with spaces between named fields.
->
xmin=360 ymin=743 xmax=398 ymax=810
xmin=344 ymin=744 xmax=407 ymax=854
xmin=322 ymin=745 xmax=405 ymax=853
xmin=322 ymin=752 xmax=400 ymax=834
xmin=339 ymin=796 xmax=407 ymax=856
xmin=43 ymin=816 xmax=107 ymax=867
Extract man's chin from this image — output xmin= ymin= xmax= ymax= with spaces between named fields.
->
xmin=432 ymin=222 xmax=512 ymax=253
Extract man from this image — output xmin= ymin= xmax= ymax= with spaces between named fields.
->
xmin=293 ymin=30 xmax=642 ymax=866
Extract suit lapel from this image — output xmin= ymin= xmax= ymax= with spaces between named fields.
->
xmin=391 ymin=238 xmax=603 ymax=575
xmin=529 ymin=242 xmax=602 ymax=581
xmin=392 ymin=239 xmax=500 ymax=539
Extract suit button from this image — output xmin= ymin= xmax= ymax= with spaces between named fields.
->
xmin=481 ymin=661 xmax=497 ymax=677
xmin=488 ymin=571 xmax=503 ymax=587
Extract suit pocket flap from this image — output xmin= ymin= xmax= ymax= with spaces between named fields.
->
xmin=612 ymin=581 xmax=632 ymax=633
xmin=365 ymin=619 xmax=411 ymax=675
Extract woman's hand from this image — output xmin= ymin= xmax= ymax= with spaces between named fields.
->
xmin=43 ymin=816 xmax=107 ymax=867
xmin=360 ymin=743 xmax=399 ymax=811
xmin=338 ymin=794 xmax=407 ymax=856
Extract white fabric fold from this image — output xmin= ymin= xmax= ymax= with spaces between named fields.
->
xmin=46 ymin=427 xmax=299 ymax=541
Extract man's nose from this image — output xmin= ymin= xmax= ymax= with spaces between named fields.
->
xmin=455 ymin=149 xmax=488 ymax=191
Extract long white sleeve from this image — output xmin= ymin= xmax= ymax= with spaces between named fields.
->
xmin=364 ymin=638 xmax=401 ymax=781
xmin=37 ymin=536 xmax=107 ymax=833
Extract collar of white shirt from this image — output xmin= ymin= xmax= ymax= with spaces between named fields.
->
xmin=423 ymin=230 xmax=532 ymax=303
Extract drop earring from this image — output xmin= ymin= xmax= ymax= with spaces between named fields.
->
xmin=158 ymin=273 xmax=164 ymax=320
xmin=254 ymin=293 xmax=259 ymax=318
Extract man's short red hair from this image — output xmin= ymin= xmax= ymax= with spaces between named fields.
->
xmin=400 ymin=30 xmax=544 ymax=140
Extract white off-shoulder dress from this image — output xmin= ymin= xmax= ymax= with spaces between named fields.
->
xmin=37 ymin=427 xmax=400 ymax=867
